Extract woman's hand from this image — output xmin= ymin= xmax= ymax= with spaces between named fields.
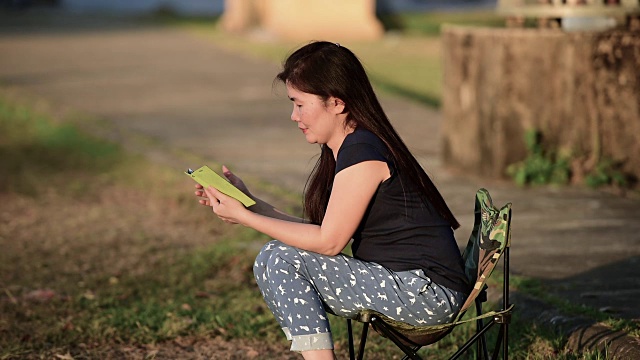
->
xmin=193 ymin=165 xmax=252 ymax=218
xmin=194 ymin=165 xmax=251 ymax=202
xmin=192 ymin=165 xmax=250 ymax=224
xmin=199 ymin=185 xmax=248 ymax=225
xmin=221 ymin=165 xmax=251 ymax=197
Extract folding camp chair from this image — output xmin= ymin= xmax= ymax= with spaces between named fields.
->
xmin=346 ymin=188 xmax=513 ymax=360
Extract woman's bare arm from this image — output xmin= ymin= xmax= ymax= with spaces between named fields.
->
xmin=205 ymin=160 xmax=389 ymax=255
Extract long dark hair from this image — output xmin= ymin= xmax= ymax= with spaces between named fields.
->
xmin=276 ymin=41 xmax=459 ymax=229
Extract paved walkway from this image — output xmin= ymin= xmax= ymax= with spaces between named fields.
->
xmin=1 ymin=9 xmax=639 ymax=356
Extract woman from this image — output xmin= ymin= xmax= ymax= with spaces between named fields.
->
xmin=195 ymin=41 xmax=469 ymax=360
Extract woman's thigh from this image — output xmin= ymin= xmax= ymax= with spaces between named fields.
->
xmin=267 ymin=241 xmax=463 ymax=326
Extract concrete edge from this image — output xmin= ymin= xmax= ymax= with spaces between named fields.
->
xmin=511 ymin=292 xmax=640 ymax=359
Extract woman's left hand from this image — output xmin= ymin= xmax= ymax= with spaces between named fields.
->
xmin=202 ymin=186 xmax=247 ymax=224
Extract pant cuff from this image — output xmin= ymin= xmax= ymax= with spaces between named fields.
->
xmin=290 ymin=332 xmax=333 ymax=352
xmin=282 ymin=327 xmax=292 ymax=341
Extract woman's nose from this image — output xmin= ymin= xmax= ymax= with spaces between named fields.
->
xmin=290 ymin=108 xmax=299 ymax=122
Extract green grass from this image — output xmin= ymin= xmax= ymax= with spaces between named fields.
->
xmin=180 ymin=24 xmax=445 ymax=107
xmin=383 ymin=10 xmax=505 ymax=36
xmin=0 ymin=98 xmax=125 ymax=194
xmin=0 ymin=94 xmax=242 ymax=355
xmin=65 ymin=231 xmax=274 ymax=344
xmin=1 ymin=229 xmax=275 ymax=351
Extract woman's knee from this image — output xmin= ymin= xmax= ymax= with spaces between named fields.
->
xmin=255 ymin=240 xmax=283 ymax=264
xmin=253 ymin=240 xmax=283 ymax=277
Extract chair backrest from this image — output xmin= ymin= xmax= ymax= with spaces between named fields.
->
xmin=456 ymin=188 xmax=512 ymax=321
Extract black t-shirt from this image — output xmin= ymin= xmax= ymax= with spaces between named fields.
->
xmin=335 ymin=128 xmax=469 ymax=294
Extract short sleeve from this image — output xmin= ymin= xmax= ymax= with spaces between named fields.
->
xmin=336 ymin=133 xmax=389 ymax=174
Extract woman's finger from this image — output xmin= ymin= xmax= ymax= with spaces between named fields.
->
xmin=222 ymin=165 xmax=237 ymax=183
xmin=204 ymin=187 xmax=221 ymax=206
xmin=205 ymin=186 xmax=226 ymax=202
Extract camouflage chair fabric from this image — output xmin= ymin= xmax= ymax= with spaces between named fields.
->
xmin=347 ymin=188 xmax=513 ymax=360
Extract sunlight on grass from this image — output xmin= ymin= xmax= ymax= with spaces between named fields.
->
xmin=392 ymin=10 xmax=505 ymax=36
xmin=0 ymin=98 xmax=125 ymax=194
xmin=179 ymin=21 xmax=444 ymax=107
xmin=161 ymin=10 xmax=505 ymax=109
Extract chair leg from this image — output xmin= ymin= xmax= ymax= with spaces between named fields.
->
xmin=503 ymin=322 xmax=509 ymax=360
xmin=400 ymin=346 xmax=422 ymax=360
xmin=370 ymin=317 xmax=423 ymax=360
xmin=475 ymin=300 xmax=489 ymax=360
xmin=357 ymin=323 xmax=369 ymax=360
xmin=503 ymin=246 xmax=510 ymax=360
xmin=449 ymin=320 xmax=495 ymax=360
xmin=346 ymin=319 xmax=371 ymax=360
xmin=347 ymin=319 xmax=355 ymax=360
xmin=491 ymin=325 xmax=504 ymax=360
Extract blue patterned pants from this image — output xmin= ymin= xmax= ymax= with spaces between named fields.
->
xmin=253 ymin=240 xmax=466 ymax=352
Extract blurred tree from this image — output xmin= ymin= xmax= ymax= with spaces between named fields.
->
xmin=376 ymin=0 xmax=404 ymax=31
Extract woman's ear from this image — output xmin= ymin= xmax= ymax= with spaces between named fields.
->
xmin=330 ymin=97 xmax=346 ymax=114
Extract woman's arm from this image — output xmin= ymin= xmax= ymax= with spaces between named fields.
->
xmin=204 ymin=160 xmax=389 ymax=255
xmin=195 ymin=165 xmax=304 ymax=223
xmin=248 ymin=197 xmax=305 ymax=223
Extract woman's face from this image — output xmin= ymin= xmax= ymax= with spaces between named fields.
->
xmin=286 ymin=83 xmax=345 ymax=148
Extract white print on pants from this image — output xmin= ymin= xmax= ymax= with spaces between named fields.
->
xmin=253 ymin=240 xmax=466 ymax=351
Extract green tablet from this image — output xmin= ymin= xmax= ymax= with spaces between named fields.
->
xmin=186 ymin=165 xmax=256 ymax=207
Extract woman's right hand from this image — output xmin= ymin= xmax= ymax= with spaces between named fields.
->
xmin=200 ymin=165 xmax=303 ymax=223
xmin=194 ymin=165 xmax=252 ymax=208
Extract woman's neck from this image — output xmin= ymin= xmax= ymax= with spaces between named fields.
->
xmin=328 ymin=125 xmax=356 ymax=160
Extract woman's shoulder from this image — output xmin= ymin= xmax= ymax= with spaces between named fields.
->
xmin=341 ymin=128 xmax=386 ymax=150
xmin=335 ymin=128 xmax=391 ymax=174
